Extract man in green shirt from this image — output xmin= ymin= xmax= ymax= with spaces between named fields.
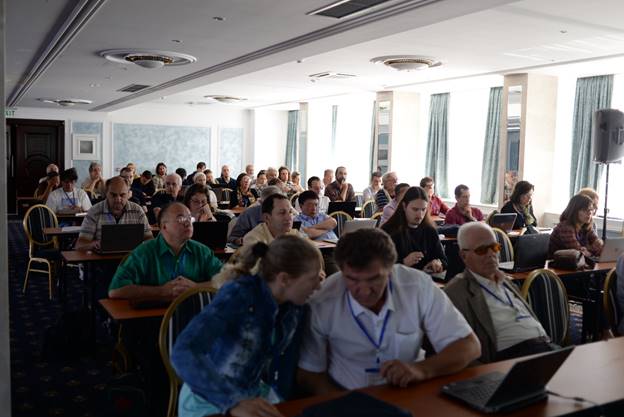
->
xmin=109 ymin=202 xmax=222 ymax=300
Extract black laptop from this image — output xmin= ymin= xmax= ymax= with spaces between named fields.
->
xmin=191 ymin=221 xmax=228 ymax=250
xmin=442 ymin=346 xmax=574 ymax=413
xmin=490 ymin=213 xmax=518 ymax=233
xmin=499 ymin=233 xmax=550 ymax=272
xmin=97 ymin=224 xmax=145 ymax=254
xmin=327 ymin=201 xmax=356 ymax=218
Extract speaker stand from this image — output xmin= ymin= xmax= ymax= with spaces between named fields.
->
xmin=601 ymin=163 xmax=610 ymax=241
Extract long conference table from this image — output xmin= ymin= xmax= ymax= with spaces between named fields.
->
xmin=235 ymin=337 xmax=624 ymax=417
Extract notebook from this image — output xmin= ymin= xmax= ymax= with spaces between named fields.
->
xmin=490 ymin=213 xmax=517 ymax=233
xmin=442 ymin=346 xmax=574 ymax=413
xmin=191 ymin=221 xmax=228 ymax=250
xmin=327 ymin=201 xmax=356 ymax=218
xmin=499 ymin=233 xmax=550 ymax=272
xmin=97 ymin=224 xmax=144 ymax=254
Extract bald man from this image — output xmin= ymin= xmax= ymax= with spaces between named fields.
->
xmin=151 ymin=173 xmax=184 ymax=222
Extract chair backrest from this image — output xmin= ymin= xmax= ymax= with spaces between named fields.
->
xmin=355 ymin=193 xmax=364 ymax=208
xmin=603 ymin=268 xmax=621 ymax=335
xmin=492 ymin=227 xmax=514 ymax=263
xmin=521 ymin=269 xmax=570 ymax=345
xmin=159 ymin=286 xmax=216 ymax=417
xmin=485 ymin=209 xmax=499 ymax=226
xmin=290 ymin=192 xmax=301 ymax=207
xmin=329 ymin=211 xmax=353 ymax=238
xmin=219 ymin=188 xmax=233 ymax=203
xmin=23 ymin=204 xmax=59 ymax=254
xmin=372 ymin=211 xmax=383 ymax=227
xmin=361 ymin=200 xmax=378 ymax=218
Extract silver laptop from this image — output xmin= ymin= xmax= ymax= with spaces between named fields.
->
xmin=490 ymin=213 xmax=517 ymax=233
xmin=343 ymin=219 xmax=377 ymax=235
xmin=598 ymin=237 xmax=624 ymax=262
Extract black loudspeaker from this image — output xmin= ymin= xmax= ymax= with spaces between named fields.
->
xmin=593 ymin=109 xmax=624 ymax=163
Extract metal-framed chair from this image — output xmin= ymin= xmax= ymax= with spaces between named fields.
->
xmin=22 ymin=204 xmax=60 ymax=299
xmin=361 ymin=200 xmax=378 ymax=218
xmin=603 ymin=268 xmax=621 ymax=336
xmin=372 ymin=211 xmax=383 ymax=227
xmin=485 ymin=209 xmax=499 ymax=226
xmin=355 ymin=193 xmax=364 ymax=208
xmin=492 ymin=227 xmax=514 ymax=263
xmin=521 ymin=268 xmax=570 ymax=345
xmin=329 ymin=211 xmax=353 ymax=238
xmin=158 ymin=286 xmax=216 ymax=417
xmin=290 ymin=192 xmax=301 ymax=207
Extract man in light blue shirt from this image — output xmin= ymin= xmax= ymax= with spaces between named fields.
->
xmin=295 ymin=190 xmax=337 ymax=242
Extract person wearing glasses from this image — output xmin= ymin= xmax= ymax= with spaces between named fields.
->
xmin=108 ymin=202 xmax=222 ymax=301
xmin=445 ymin=222 xmax=556 ymax=363
xmin=183 ymin=184 xmax=216 ymax=222
xmin=548 ymin=194 xmax=603 ymax=258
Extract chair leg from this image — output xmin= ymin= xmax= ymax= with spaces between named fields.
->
xmin=23 ymin=260 xmax=32 ymax=294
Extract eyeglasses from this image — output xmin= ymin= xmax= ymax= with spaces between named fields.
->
xmin=463 ymin=242 xmax=501 ymax=256
xmin=165 ymin=215 xmax=193 ymax=225
xmin=190 ymin=198 xmax=208 ymax=205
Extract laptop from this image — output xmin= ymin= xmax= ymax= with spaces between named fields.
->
xmin=327 ymin=201 xmax=356 ymax=218
xmin=97 ymin=224 xmax=144 ymax=254
xmin=490 ymin=213 xmax=517 ymax=233
xmin=442 ymin=346 xmax=574 ymax=413
xmin=191 ymin=221 xmax=228 ymax=250
xmin=597 ymin=237 xmax=624 ymax=262
xmin=499 ymin=233 xmax=550 ymax=272
xmin=343 ymin=218 xmax=377 ymax=235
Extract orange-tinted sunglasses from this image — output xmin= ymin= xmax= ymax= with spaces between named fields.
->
xmin=464 ymin=242 xmax=501 ymax=256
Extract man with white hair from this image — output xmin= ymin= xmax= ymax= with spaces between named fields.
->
xmin=151 ymin=173 xmax=184 ymax=222
xmin=375 ymin=172 xmax=398 ymax=210
xmin=444 ymin=222 xmax=557 ymax=363
xmin=39 ymin=163 xmax=59 ymax=184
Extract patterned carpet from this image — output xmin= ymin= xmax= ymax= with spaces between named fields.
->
xmin=9 ymin=221 xmax=113 ymax=417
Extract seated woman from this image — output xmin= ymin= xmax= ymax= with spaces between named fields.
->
xmin=381 ymin=186 xmax=447 ymax=273
xmin=81 ymin=161 xmax=106 ymax=199
xmin=290 ymin=171 xmax=305 ymax=193
xmin=184 ymin=184 xmax=216 ymax=222
xmin=500 ymin=180 xmax=537 ymax=229
xmin=362 ymin=171 xmax=382 ymax=202
xmin=230 ymin=173 xmax=258 ymax=208
xmin=420 ymin=176 xmax=448 ymax=216
xmin=171 ymin=235 xmax=324 ymax=417
xmin=548 ymin=194 xmax=603 ymax=258
xmin=192 ymin=172 xmax=218 ymax=209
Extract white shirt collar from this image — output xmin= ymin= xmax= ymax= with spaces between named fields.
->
xmin=469 ymin=269 xmax=503 ymax=289
xmin=346 ymin=284 xmax=396 ymax=319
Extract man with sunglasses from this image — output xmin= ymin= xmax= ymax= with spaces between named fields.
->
xmin=445 ymin=222 xmax=556 ymax=363
xmin=109 ymin=202 xmax=222 ymax=301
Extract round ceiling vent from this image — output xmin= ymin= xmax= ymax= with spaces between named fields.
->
xmin=100 ymin=49 xmax=197 ymax=68
xmin=371 ymin=55 xmax=441 ymax=71
xmin=203 ymin=95 xmax=247 ymax=104
xmin=38 ymin=98 xmax=93 ymax=107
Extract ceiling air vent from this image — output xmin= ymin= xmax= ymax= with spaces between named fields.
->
xmin=307 ymin=0 xmax=392 ymax=19
xmin=37 ymin=98 xmax=92 ymax=107
xmin=100 ymin=49 xmax=197 ymax=69
xmin=309 ymin=71 xmax=356 ymax=80
xmin=117 ymin=84 xmax=151 ymax=93
xmin=204 ymin=95 xmax=247 ymax=104
xmin=371 ymin=55 xmax=441 ymax=71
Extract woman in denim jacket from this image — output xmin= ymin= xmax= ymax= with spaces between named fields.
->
xmin=171 ymin=235 xmax=324 ymax=417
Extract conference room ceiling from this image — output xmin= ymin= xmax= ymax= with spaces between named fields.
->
xmin=6 ymin=0 xmax=624 ymax=112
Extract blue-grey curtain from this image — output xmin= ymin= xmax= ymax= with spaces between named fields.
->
xmin=331 ymin=105 xmax=338 ymax=154
xmin=425 ymin=93 xmax=450 ymax=197
xmin=370 ymin=100 xmax=377 ymax=174
xmin=480 ymin=87 xmax=503 ymax=204
xmin=285 ymin=110 xmax=298 ymax=169
xmin=569 ymin=75 xmax=613 ymax=196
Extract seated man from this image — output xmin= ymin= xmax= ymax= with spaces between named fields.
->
xmin=109 ymin=202 xmax=222 ymax=301
xmin=265 ymin=166 xmax=278 ymax=182
xmin=445 ymin=222 xmax=556 ymax=363
xmin=375 ymin=172 xmax=398 ymax=211
xmin=296 ymin=191 xmax=337 ymax=241
xmin=243 ymin=193 xmax=299 ymax=246
xmin=216 ymin=164 xmax=237 ymax=190
xmin=444 ymin=184 xmax=483 ymax=225
xmin=38 ymin=163 xmax=59 ymax=184
xmin=35 ymin=171 xmax=60 ymax=201
xmin=307 ymin=176 xmax=330 ymax=213
xmin=46 ymin=168 xmax=92 ymax=214
xmin=185 ymin=161 xmax=206 ymax=185
xmin=297 ymin=228 xmax=480 ymax=394
xmin=131 ymin=170 xmax=156 ymax=203
xmin=75 ymin=177 xmax=153 ymax=251
xmin=151 ymin=173 xmax=184 ymax=222
xmin=324 ymin=166 xmax=355 ymax=202
xmin=420 ymin=176 xmax=449 ymax=216
xmin=227 ymin=186 xmax=282 ymax=245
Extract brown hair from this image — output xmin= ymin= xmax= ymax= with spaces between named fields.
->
xmin=560 ymin=194 xmax=594 ymax=230
xmin=510 ymin=180 xmax=534 ymax=205
xmin=382 ymin=186 xmax=433 ymax=236
xmin=334 ymin=228 xmax=397 ymax=270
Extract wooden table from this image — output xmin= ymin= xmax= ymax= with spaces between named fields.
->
xmin=61 ymin=250 xmax=129 ymax=263
xmin=256 ymin=338 xmax=624 ymax=417
xmin=44 ymin=226 xmax=81 ymax=237
xmin=509 ymin=260 xmax=616 ymax=281
xmin=99 ymin=298 xmax=168 ymax=320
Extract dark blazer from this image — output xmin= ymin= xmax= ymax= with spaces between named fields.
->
xmin=500 ymin=201 xmax=537 ymax=229
xmin=444 ymin=269 xmax=537 ymax=363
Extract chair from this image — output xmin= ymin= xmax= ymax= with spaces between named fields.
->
xmin=329 ymin=211 xmax=353 ymax=238
xmin=361 ymin=200 xmax=378 ymax=218
xmin=485 ymin=209 xmax=499 ymax=226
xmin=22 ymin=204 xmax=60 ymax=299
xmin=492 ymin=227 xmax=514 ymax=263
xmin=603 ymin=268 xmax=621 ymax=336
xmin=521 ymin=269 xmax=570 ymax=345
xmin=159 ymin=286 xmax=216 ymax=417
xmin=355 ymin=193 xmax=364 ymax=208
xmin=290 ymin=192 xmax=301 ymax=207
xmin=219 ymin=188 xmax=233 ymax=203
xmin=372 ymin=211 xmax=383 ymax=227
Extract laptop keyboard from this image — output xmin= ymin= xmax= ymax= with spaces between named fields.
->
xmin=444 ymin=372 xmax=504 ymax=405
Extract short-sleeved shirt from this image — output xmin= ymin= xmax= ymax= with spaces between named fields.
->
xmin=324 ymin=181 xmax=355 ymax=202
xmin=298 ymin=264 xmax=473 ymax=389
xmin=109 ymin=234 xmax=222 ymax=291
xmin=242 ymin=223 xmax=300 ymax=246
xmin=46 ymin=187 xmax=92 ymax=213
xmin=295 ymin=212 xmax=337 ymax=241
xmin=444 ymin=205 xmax=484 ymax=225
xmin=79 ymin=200 xmax=151 ymax=242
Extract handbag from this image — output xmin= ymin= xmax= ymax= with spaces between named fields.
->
xmin=551 ymin=249 xmax=585 ymax=270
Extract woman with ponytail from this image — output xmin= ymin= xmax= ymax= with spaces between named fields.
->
xmin=171 ymin=235 xmax=324 ymax=417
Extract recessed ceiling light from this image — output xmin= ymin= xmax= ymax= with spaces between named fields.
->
xmin=38 ymin=98 xmax=93 ymax=107
xmin=560 ymin=30 xmax=568 ymax=34
xmin=171 ymin=39 xmax=182 ymax=43
xmin=213 ymin=16 xmax=225 ymax=21
xmin=371 ymin=55 xmax=441 ymax=71
xmin=203 ymin=95 xmax=247 ymax=104
xmin=89 ymin=83 xmax=101 ymax=88
xmin=100 ymin=49 xmax=197 ymax=69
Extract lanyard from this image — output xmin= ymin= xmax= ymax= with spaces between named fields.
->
xmin=346 ymin=282 xmax=392 ymax=356
xmin=478 ymin=282 xmax=530 ymax=320
xmin=63 ymin=190 xmax=76 ymax=206
xmin=169 ymin=251 xmax=186 ymax=279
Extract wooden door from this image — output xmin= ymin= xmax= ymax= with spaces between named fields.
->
xmin=7 ymin=119 xmax=64 ymax=213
